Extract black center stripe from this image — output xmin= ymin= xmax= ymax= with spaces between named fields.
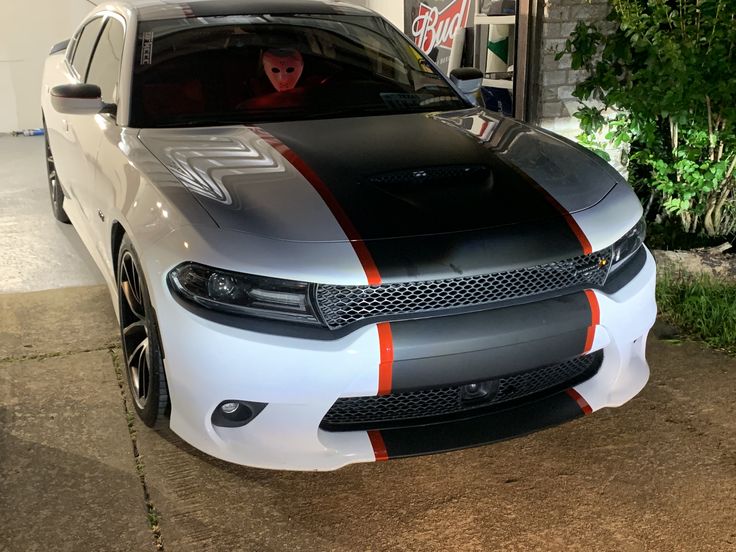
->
xmin=386 ymin=291 xmax=595 ymax=393
xmin=261 ymin=112 xmax=584 ymax=283
xmin=375 ymin=390 xmax=586 ymax=460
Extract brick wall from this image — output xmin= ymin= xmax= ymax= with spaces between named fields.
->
xmin=536 ymin=0 xmax=611 ymax=136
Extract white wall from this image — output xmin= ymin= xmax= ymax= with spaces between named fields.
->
xmin=0 ymin=0 xmax=96 ymax=132
xmin=342 ymin=0 xmax=404 ymax=29
xmin=366 ymin=0 xmax=404 ymax=28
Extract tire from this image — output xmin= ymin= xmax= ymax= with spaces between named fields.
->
xmin=43 ymin=120 xmax=71 ymax=224
xmin=117 ymin=234 xmax=170 ymax=428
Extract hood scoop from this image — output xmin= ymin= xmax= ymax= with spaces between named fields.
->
xmin=367 ymin=165 xmax=491 ymax=189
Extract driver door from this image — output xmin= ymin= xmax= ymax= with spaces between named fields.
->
xmin=76 ymin=15 xmax=126 ymax=263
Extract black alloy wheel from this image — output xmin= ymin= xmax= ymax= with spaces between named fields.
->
xmin=117 ymin=235 xmax=169 ymax=427
xmin=43 ymin=120 xmax=71 ymax=224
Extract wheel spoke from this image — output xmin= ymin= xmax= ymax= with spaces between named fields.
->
xmin=123 ymin=320 xmax=146 ymax=337
xmin=130 ymin=261 xmax=141 ymax=304
xmin=121 ymin=281 xmax=145 ymax=320
xmin=127 ymin=337 xmax=149 ymax=400
xmin=121 ymin=254 xmax=146 ymax=318
xmin=122 ymin=258 xmax=134 ymax=291
xmin=124 ymin=258 xmax=143 ymax=304
xmin=130 ymin=359 xmax=140 ymax=391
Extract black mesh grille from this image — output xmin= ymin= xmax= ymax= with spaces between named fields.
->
xmin=315 ymin=250 xmax=611 ymax=330
xmin=320 ymin=352 xmax=603 ymax=431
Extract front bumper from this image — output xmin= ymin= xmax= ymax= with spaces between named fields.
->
xmin=152 ymin=248 xmax=656 ymax=471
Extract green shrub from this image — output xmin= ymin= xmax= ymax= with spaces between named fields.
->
xmin=657 ymin=273 xmax=736 ymax=352
xmin=557 ymin=0 xmax=736 ymax=238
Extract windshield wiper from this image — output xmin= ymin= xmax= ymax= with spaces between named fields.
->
xmin=154 ymin=117 xmax=251 ymax=128
xmin=294 ymin=106 xmax=390 ymax=120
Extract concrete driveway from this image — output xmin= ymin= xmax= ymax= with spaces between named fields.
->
xmin=1 ymin=286 xmax=735 ymax=551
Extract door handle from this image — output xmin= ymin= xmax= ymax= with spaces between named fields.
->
xmin=62 ymin=119 xmax=69 ymax=132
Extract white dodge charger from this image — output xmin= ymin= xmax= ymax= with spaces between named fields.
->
xmin=41 ymin=0 xmax=656 ymax=470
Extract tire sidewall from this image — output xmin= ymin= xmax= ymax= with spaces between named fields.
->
xmin=116 ymin=235 xmax=168 ymax=426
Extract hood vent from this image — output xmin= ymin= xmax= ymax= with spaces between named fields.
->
xmin=367 ymin=165 xmax=491 ymax=187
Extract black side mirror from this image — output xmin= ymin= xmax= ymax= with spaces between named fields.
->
xmin=450 ymin=68 xmax=485 ymax=107
xmin=50 ymin=84 xmax=116 ymax=116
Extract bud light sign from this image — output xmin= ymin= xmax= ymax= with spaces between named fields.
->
xmin=405 ymin=0 xmax=473 ymax=71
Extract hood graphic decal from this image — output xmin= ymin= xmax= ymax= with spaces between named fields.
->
xmin=139 ymin=127 xmax=356 ymax=243
xmin=152 ymin=134 xmax=285 ymax=205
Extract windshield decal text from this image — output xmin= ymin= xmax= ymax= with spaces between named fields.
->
xmin=140 ymin=32 xmax=154 ymax=65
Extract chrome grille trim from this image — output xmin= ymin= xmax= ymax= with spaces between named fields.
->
xmin=315 ymin=249 xmax=612 ymax=330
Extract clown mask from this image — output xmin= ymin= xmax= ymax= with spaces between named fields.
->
xmin=263 ymin=49 xmax=304 ymax=92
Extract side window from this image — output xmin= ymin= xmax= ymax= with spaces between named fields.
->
xmin=86 ymin=18 xmax=125 ymax=103
xmin=71 ymin=18 xmax=104 ymax=80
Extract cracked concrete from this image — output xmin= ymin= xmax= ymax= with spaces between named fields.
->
xmin=1 ymin=286 xmax=735 ymax=551
xmin=109 ymin=348 xmax=165 ymax=551
xmin=0 ymin=287 xmax=156 ymax=551
xmin=0 ymin=285 xmax=118 ymax=360
xmin=0 ymin=349 xmax=152 ymax=551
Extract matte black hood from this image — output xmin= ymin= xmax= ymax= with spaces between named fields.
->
xmin=139 ymin=108 xmax=620 ymax=244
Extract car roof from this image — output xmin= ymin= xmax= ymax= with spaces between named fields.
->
xmin=116 ymin=0 xmax=374 ymax=22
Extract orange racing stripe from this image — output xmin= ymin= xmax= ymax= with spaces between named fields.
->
xmin=253 ymin=128 xmax=382 ymax=286
xmin=377 ymin=322 xmax=394 ymax=396
xmin=368 ymin=430 xmax=389 ymax=461
xmin=583 ymin=290 xmax=600 ymax=353
xmin=566 ymin=388 xmax=593 ymax=415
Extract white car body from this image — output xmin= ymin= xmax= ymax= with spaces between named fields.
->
xmin=42 ymin=0 xmax=656 ymax=470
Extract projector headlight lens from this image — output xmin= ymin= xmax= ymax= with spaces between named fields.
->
xmin=610 ymin=217 xmax=647 ymax=271
xmin=169 ymin=263 xmax=320 ymax=325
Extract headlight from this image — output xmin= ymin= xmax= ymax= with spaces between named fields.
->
xmin=610 ymin=217 xmax=646 ymax=271
xmin=168 ymin=263 xmax=321 ymax=325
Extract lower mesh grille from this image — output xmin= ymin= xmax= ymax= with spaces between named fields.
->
xmin=321 ymin=351 xmax=603 ymax=431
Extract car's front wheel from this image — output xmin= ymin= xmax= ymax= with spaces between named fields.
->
xmin=43 ymin=121 xmax=70 ymax=224
xmin=117 ymin=235 xmax=169 ymax=427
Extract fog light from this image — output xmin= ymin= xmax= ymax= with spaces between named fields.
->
xmin=212 ymin=400 xmax=268 ymax=428
xmin=220 ymin=402 xmax=241 ymax=415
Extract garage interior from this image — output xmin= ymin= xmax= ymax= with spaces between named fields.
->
xmin=1 ymin=1 xmax=735 ymax=551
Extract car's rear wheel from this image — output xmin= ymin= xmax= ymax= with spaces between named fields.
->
xmin=43 ymin=122 xmax=71 ymax=224
xmin=117 ymin=235 xmax=169 ymax=427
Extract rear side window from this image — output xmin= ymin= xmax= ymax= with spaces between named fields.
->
xmin=71 ymin=17 xmax=104 ymax=80
xmin=87 ymin=18 xmax=125 ymax=103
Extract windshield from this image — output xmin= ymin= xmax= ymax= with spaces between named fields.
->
xmin=130 ymin=14 xmax=468 ymax=127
